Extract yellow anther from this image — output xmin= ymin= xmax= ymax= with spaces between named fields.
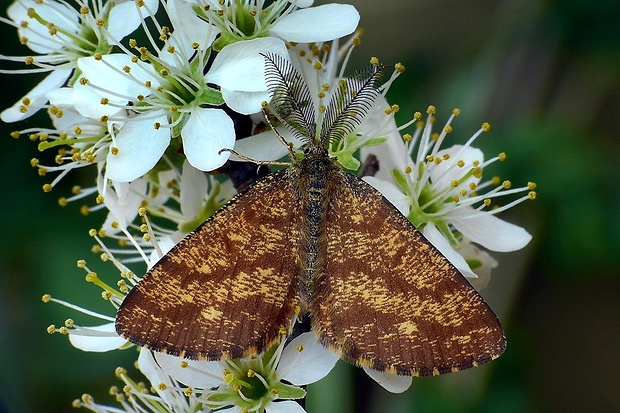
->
xmin=404 ymin=166 xmax=413 ymax=174
xmin=528 ymin=191 xmax=537 ymax=200
xmin=444 ymin=125 xmax=453 ymax=133
xmin=427 ymin=105 xmax=436 ymax=115
xmin=502 ymin=180 xmax=511 ymax=189
xmin=47 ymin=325 xmax=56 ymax=334
xmin=369 ymin=56 xmax=379 ymax=65
xmin=85 ymin=272 xmax=98 ymax=283
xmin=481 ymin=122 xmax=491 ymax=132
xmin=42 ymin=183 xmax=52 ymax=192
xmin=394 ymin=62 xmax=405 ymax=73
xmin=452 ymin=108 xmax=461 ymax=116
xmin=42 ymin=294 xmax=51 ymax=303
xmin=528 ymin=182 xmax=537 ymax=190
xmin=498 ymin=152 xmax=506 ymax=161
xmin=65 ymin=318 xmax=74 ymax=328
xmin=81 ymin=394 xmax=94 ymax=404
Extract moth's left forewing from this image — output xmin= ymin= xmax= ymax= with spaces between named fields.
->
xmin=115 ymin=171 xmax=303 ymax=361
xmin=312 ymin=172 xmax=506 ymax=376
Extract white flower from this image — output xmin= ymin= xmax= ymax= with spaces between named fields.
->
xmin=72 ymin=364 xmax=205 ymax=413
xmin=0 ymin=0 xmax=159 ymax=122
xmin=73 ymin=34 xmax=288 ymax=181
xmin=363 ymin=106 xmax=536 ymax=279
xmin=145 ymin=332 xmax=339 ymax=413
xmin=190 ymin=0 xmax=359 ymax=49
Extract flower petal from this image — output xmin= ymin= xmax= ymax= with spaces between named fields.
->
xmin=106 ymin=111 xmax=171 ymax=182
xmin=363 ymin=177 xmax=410 ymax=216
xmin=206 ymin=38 xmax=289 ymax=113
xmin=181 ymin=107 xmax=234 ymax=171
xmin=222 ymin=90 xmax=271 ymax=116
xmin=423 ymin=224 xmax=476 ymax=278
xmin=107 ymin=0 xmax=159 ymax=41
xmin=266 ymin=400 xmax=307 ymax=413
xmin=1 ymin=68 xmax=72 ymax=122
xmin=101 ymin=179 xmax=148 ymax=233
xmin=137 ymin=349 xmax=176 ymax=406
xmin=449 ymin=208 xmax=532 ymax=252
xmin=455 ymin=239 xmax=498 ymax=290
xmin=270 ymin=4 xmax=360 ymax=42
xmin=278 ymin=332 xmax=339 ymax=385
xmin=76 ymin=54 xmax=153 ymax=112
xmin=430 ymin=145 xmax=484 ymax=193
xmin=233 ymin=128 xmax=302 ymax=162
xmin=68 ymin=323 xmax=127 ymax=352
xmin=362 ymin=367 xmax=412 ymax=393
xmin=166 ymin=0 xmax=220 ymax=50
xmin=153 ymin=352 xmax=222 ymax=389
xmin=180 ymin=160 xmax=208 ymax=220
xmin=8 ymin=0 xmax=79 ymax=54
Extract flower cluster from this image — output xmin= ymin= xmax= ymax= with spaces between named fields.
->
xmin=2 ymin=0 xmax=536 ymax=411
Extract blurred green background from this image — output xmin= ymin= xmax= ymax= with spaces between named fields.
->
xmin=1 ymin=0 xmax=619 ymax=412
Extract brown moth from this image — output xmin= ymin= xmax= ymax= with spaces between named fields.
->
xmin=115 ymin=54 xmax=506 ymax=377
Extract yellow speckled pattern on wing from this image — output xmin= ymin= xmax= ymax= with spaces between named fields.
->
xmin=312 ymin=172 xmax=506 ymax=376
xmin=115 ymin=170 xmax=302 ymax=361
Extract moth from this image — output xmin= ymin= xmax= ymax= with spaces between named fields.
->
xmin=116 ymin=54 xmax=505 ymax=377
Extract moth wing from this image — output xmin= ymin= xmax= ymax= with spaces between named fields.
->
xmin=312 ymin=172 xmax=506 ymax=376
xmin=116 ymin=170 xmax=302 ymax=361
